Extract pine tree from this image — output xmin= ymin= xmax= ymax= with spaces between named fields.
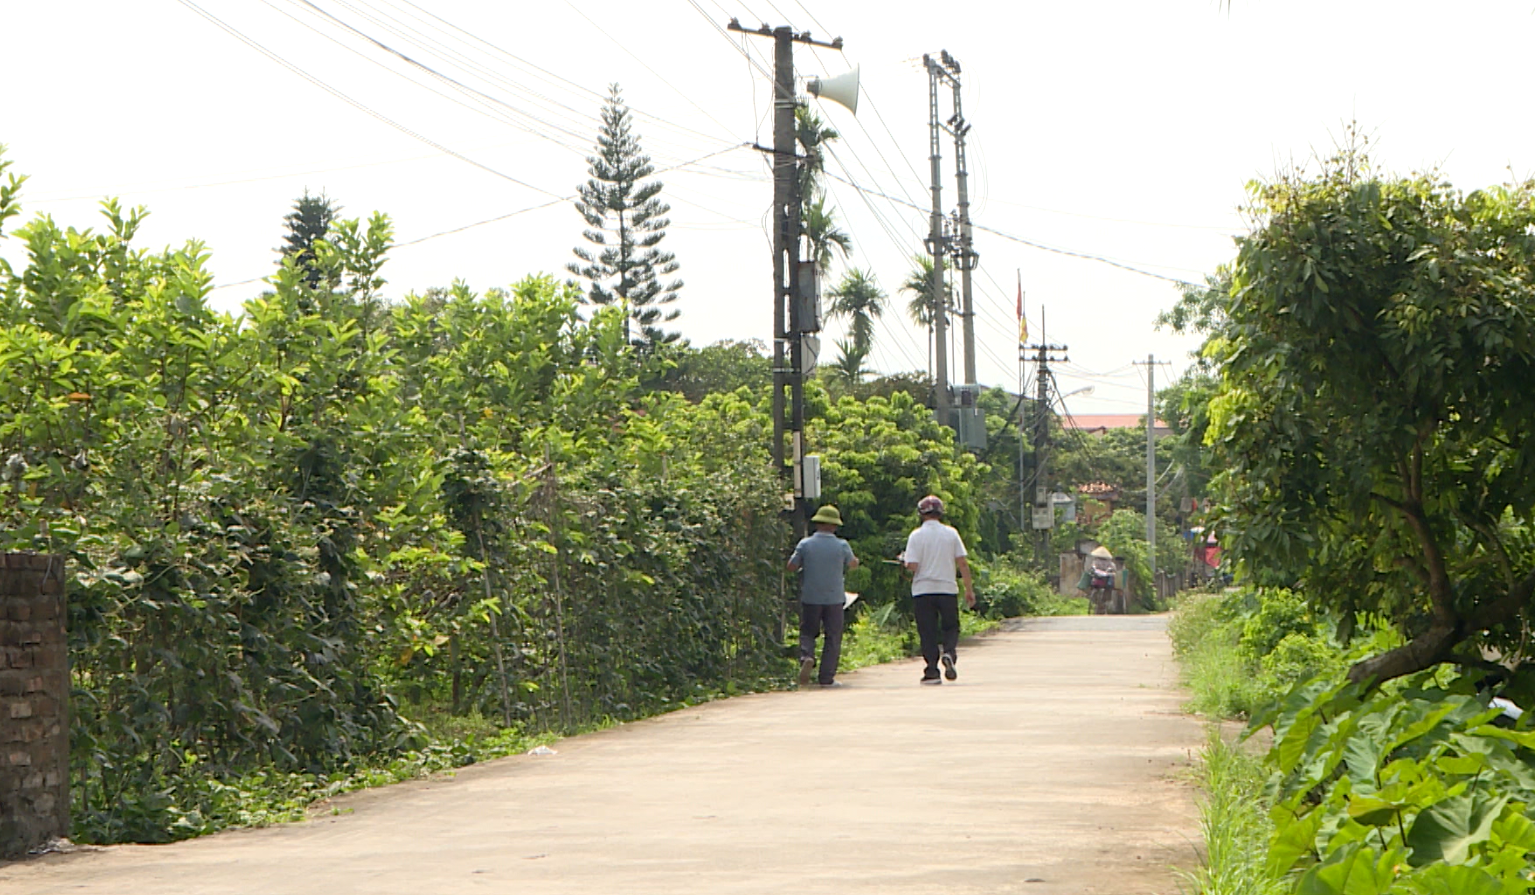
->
xmin=568 ymin=85 xmax=682 ymax=348
xmin=280 ymin=190 xmax=340 ymax=290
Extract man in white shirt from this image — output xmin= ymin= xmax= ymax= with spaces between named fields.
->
xmin=902 ymin=495 xmax=975 ymax=685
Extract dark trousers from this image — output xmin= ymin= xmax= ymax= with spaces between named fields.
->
xmin=913 ymin=593 xmax=960 ymax=674
xmin=798 ymin=602 xmax=845 ymax=685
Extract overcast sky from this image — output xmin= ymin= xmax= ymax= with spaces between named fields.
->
xmin=5 ymin=1 xmax=1533 ymax=415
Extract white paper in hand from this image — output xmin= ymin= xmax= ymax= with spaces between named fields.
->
xmin=844 ymin=592 xmax=860 ymax=609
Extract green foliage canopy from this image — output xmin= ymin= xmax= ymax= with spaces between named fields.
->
xmin=1207 ymin=149 xmax=1535 ymax=686
xmin=0 ymin=148 xmax=785 ymax=841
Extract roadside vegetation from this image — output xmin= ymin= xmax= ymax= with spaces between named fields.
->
xmin=0 ymin=142 xmax=1094 ymax=845
xmin=1168 ymin=138 xmax=1535 ymax=895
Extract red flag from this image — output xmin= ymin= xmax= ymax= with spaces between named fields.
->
xmin=1016 ymin=270 xmax=1028 ymax=344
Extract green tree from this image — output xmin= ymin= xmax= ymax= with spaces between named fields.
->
xmin=656 ymin=338 xmax=771 ymax=403
xmin=569 ymin=84 xmax=682 ymax=348
xmin=1206 ymin=147 xmax=1535 ymax=688
xmin=802 ymin=195 xmax=851 ymax=276
xmin=809 ymin=387 xmax=982 ymax=606
xmin=825 ymin=337 xmax=870 ymax=385
xmin=901 ymin=253 xmax=944 ymax=328
xmin=279 ymin=190 xmax=339 ymax=290
xmin=826 ymin=267 xmax=886 ymax=359
xmin=795 ymin=105 xmax=838 ymax=201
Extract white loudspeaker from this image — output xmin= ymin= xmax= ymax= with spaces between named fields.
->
xmin=807 ymin=66 xmax=859 ymax=115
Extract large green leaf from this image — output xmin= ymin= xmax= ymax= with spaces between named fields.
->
xmin=1401 ymin=862 xmax=1514 ymax=895
xmin=1405 ymin=792 xmax=1510 ymax=866
xmin=1295 ymin=841 xmax=1402 ymax=895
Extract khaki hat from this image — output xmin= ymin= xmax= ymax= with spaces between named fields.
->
xmin=810 ymin=505 xmax=844 ymax=526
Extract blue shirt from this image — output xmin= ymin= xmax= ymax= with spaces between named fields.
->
xmin=789 ymin=531 xmax=857 ymax=605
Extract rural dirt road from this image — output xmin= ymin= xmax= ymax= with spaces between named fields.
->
xmin=1 ymin=615 xmax=1204 ymax=894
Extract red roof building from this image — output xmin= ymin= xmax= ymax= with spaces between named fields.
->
xmin=1063 ymin=413 xmax=1171 ymax=438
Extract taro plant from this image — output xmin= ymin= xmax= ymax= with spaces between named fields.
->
xmin=1250 ymin=671 xmax=1535 ymax=893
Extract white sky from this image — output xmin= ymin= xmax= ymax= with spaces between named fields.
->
xmin=4 ymin=1 xmax=1533 ymax=416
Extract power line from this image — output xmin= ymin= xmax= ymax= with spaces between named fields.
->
xmin=173 ymin=0 xmax=563 ymax=198
xmin=683 ymin=0 xmax=774 ymax=81
xmin=286 ymin=0 xmax=605 ymax=153
xmin=823 ymin=171 xmax=1201 ymax=288
xmin=562 ymin=0 xmax=741 ymax=143
xmin=207 ymin=141 xmax=751 ymax=292
xmin=383 ymin=0 xmax=737 ymax=147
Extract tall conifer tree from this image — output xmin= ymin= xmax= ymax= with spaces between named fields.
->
xmin=280 ymin=190 xmax=339 ymax=290
xmin=569 ymin=85 xmax=682 ymax=348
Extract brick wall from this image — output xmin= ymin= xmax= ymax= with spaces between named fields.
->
xmin=1 ymin=553 xmax=68 ymax=860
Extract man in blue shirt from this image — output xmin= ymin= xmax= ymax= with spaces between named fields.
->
xmin=788 ymin=505 xmax=860 ymax=687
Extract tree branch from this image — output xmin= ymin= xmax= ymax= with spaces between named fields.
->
xmin=1347 ymin=622 xmax=1459 ymax=685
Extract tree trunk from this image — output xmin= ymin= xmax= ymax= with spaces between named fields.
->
xmin=1346 ymin=623 xmax=1459 ymax=685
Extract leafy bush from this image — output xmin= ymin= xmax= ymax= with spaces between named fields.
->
xmin=972 ymin=561 xmax=1082 ymax=619
xmin=1256 ymin=632 xmax=1345 ymax=697
xmin=1250 ymin=670 xmax=1535 ymax=893
xmin=1170 ymin=586 xmax=1343 ymax=720
xmin=1238 ymin=588 xmax=1313 ymax=661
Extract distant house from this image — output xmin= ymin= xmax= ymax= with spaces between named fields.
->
xmin=1063 ymin=413 xmax=1171 ymax=439
xmin=1074 ymin=481 xmax=1121 ymax=526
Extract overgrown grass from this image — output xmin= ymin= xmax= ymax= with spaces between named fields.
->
xmin=1167 ymin=587 xmax=1320 ymax=895
xmin=1177 ymin=727 xmax=1286 ymax=895
xmin=1167 ymin=589 xmax=1268 ymax=718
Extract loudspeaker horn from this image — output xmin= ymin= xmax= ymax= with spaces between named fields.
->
xmin=807 ymin=66 xmax=859 ymax=115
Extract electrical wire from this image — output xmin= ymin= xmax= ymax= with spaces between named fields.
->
xmin=384 ymin=0 xmax=738 ymax=147
xmin=561 ymin=0 xmax=742 ymax=143
xmin=207 ymin=141 xmax=751 ymax=292
xmin=269 ymin=0 xmax=596 ymax=156
xmin=173 ymin=0 xmax=563 ymax=198
xmin=822 ymin=170 xmax=1202 ymax=288
xmin=684 ymin=0 xmax=774 ymax=82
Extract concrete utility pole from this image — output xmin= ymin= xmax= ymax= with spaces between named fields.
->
xmin=942 ymin=52 xmax=978 ymax=388
xmin=728 ymin=20 xmax=842 ymax=541
xmin=923 ymin=54 xmax=950 ymax=424
xmin=1023 ymin=311 xmax=1068 ymax=567
xmin=1146 ymin=354 xmax=1155 ymax=590
xmin=1133 ymin=355 xmax=1171 ymax=599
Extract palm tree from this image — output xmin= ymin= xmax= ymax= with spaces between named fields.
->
xmin=803 ymin=196 xmax=852 ymax=276
xmin=901 ymin=253 xmax=951 ymax=328
xmin=795 ymin=106 xmax=839 ymax=201
xmin=828 ymin=338 xmax=871 ymax=385
xmin=901 ymin=253 xmax=952 ymax=379
xmin=826 ymin=267 xmax=886 ymax=358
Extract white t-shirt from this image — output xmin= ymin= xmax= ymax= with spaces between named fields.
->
xmin=904 ymin=519 xmax=967 ymax=596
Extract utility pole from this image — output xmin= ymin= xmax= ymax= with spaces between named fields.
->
xmin=923 ymin=54 xmax=950 ymax=425
xmin=1133 ymin=354 xmax=1171 ymax=599
xmin=1023 ymin=309 xmax=1067 ymax=567
xmin=729 ymin=20 xmax=842 ymax=542
xmin=1146 ymin=354 xmax=1155 ymax=591
xmin=942 ymin=52 xmax=978 ymax=388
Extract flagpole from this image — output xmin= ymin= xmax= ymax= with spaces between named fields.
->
xmin=1017 ymin=269 xmax=1026 ymax=534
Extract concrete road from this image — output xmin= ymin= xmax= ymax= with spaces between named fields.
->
xmin=0 ymin=615 xmax=1203 ymax=894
